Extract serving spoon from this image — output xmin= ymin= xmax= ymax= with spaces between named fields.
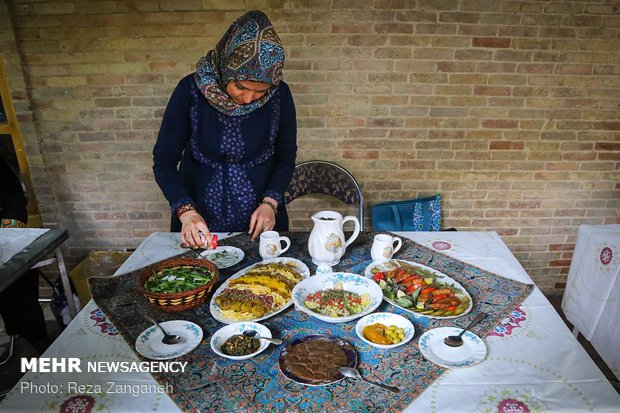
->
xmin=144 ymin=315 xmax=182 ymax=345
xmin=443 ymin=312 xmax=486 ymax=347
xmin=338 ymin=367 xmax=400 ymax=393
xmin=242 ymin=330 xmax=283 ymax=345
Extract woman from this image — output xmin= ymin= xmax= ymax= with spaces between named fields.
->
xmin=153 ymin=10 xmax=297 ymax=248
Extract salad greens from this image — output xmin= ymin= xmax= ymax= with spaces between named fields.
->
xmin=144 ymin=266 xmax=214 ymax=293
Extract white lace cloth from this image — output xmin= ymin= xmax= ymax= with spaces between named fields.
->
xmin=562 ymin=224 xmax=620 ymax=380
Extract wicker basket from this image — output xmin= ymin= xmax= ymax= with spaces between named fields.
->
xmin=136 ymin=257 xmax=219 ymax=312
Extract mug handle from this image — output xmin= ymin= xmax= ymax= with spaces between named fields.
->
xmin=392 ymin=237 xmax=402 ymax=255
xmin=342 ymin=216 xmax=361 ymax=248
xmin=279 ymin=236 xmax=291 ymax=254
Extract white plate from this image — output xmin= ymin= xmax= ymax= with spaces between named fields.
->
xmin=364 ymin=259 xmax=473 ymax=319
xmin=418 ymin=326 xmax=487 ymax=368
xmin=200 ymin=246 xmax=244 ymax=269
xmin=210 ymin=257 xmax=310 ymax=324
xmin=355 ymin=312 xmax=415 ymax=349
xmin=135 ymin=320 xmax=203 ymax=360
xmin=291 ymin=272 xmax=383 ymax=323
xmin=210 ymin=322 xmax=272 ymax=360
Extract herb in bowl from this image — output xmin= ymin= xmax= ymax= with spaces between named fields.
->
xmin=144 ymin=266 xmax=215 ymax=293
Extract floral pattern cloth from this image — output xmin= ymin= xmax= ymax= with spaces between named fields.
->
xmin=2 ymin=232 xmax=619 ymax=413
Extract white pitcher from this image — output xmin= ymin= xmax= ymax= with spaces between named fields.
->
xmin=308 ymin=210 xmax=360 ymax=266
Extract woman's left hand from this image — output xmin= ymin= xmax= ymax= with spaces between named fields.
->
xmin=249 ymin=199 xmax=277 ymax=241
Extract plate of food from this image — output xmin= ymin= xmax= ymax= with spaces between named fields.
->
xmin=210 ymin=322 xmax=272 ymax=360
xmin=364 ymin=260 xmax=472 ymax=319
xmin=291 ymin=272 xmax=383 ymax=323
xmin=210 ymin=257 xmax=310 ymax=324
xmin=355 ymin=312 xmax=415 ymax=349
xmin=200 ymin=246 xmax=244 ymax=269
xmin=278 ymin=335 xmax=357 ymax=386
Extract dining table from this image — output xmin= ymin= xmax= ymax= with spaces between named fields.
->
xmin=1 ymin=230 xmax=619 ymax=413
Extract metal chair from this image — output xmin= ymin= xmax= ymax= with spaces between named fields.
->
xmin=284 ymin=160 xmax=364 ymax=230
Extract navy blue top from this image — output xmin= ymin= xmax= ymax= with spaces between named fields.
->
xmin=153 ymin=74 xmax=297 ymax=232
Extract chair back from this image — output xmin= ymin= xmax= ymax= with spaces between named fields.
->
xmin=284 ymin=160 xmax=364 ymax=230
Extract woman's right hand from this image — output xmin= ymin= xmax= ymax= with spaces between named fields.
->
xmin=179 ymin=210 xmax=214 ymax=248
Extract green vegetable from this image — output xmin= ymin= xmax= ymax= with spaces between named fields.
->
xmin=144 ymin=265 xmax=214 ymax=293
xmin=409 ymin=286 xmax=422 ymax=303
xmin=396 ymin=297 xmax=414 ymax=308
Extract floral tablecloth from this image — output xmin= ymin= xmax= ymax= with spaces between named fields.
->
xmin=85 ymin=231 xmax=533 ymax=413
xmin=562 ymin=224 xmax=620 ymax=380
xmin=1 ymin=231 xmax=619 ymax=413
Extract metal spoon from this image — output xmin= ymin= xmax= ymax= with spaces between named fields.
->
xmin=144 ymin=315 xmax=182 ymax=345
xmin=242 ymin=330 xmax=283 ymax=345
xmin=337 ymin=367 xmax=400 ymax=393
xmin=443 ymin=312 xmax=487 ymax=347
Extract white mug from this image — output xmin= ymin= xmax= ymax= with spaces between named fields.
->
xmin=259 ymin=231 xmax=291 ymax=260
xmin=371 ymin=234 xmax=402 ymax=261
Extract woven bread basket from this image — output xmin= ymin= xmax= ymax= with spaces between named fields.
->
xmin=136 ymin=257 xmax=218 ymax=312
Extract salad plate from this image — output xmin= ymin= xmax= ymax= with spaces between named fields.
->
xmin=210 ymin=257 xmax=310 ymax=324
xmin=418 ymin=326 xmax=487 ymax=368
xmin=364 ymin=259 xmax=472 ymax=319
xmin=291 ymin=272 xmax=383 ymax=323
xmin=200 ymin=246 xmax=244 ymax=269
xmin=135 ymin=320 xmax=203 ymax=360
xmin=278 ymin=335 xmax=357 ymax=386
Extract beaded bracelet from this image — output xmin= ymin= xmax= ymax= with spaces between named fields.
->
xmin=260 ymin=199 xmax=278 ymax=216
xmin=176 ymin=203 xmax=195 ymax=219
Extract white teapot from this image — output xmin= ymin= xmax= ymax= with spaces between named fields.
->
xmin=308 ymin=210 xmax=360 ymax=266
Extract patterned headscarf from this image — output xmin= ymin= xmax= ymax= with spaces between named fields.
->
xmin=194 ymin=10 xmax=285 ymax=116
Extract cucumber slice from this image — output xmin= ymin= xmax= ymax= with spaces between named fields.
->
xmin=396 ymin=297 xmax=414 ymax=308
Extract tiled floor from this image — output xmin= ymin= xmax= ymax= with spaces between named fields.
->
xmin=0 ymin=296 xmax=618 ymax=403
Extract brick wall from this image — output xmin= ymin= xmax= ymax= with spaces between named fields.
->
xmin=3 ymin=1 xmax=619 ymax=294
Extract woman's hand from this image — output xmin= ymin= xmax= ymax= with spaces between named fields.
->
xmin=179 ymin=210 xmax=214 ymax=248
xmin=249 ymin=198 xmax=277 ymax=241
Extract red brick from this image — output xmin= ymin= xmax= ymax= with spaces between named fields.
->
xmin=482 ymin=119 xmax=519 ymax=129
xmin=490 ymin=141 xmax=525 ymax=150
xmin=472 ymin=37 xmax=511 ymax=48
xmin=549 ymin=259 xmax=572 ymax=267
xmin=595 ymin=142 xmax=620 ymax=151
xmin=549 ymin=243 xmax=575 ymax=251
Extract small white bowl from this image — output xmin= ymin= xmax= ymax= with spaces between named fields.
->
xmin=210 ymin=322 xmax=272 ymax=360
xmin=355 ymin=312 xmax=415 ymax=349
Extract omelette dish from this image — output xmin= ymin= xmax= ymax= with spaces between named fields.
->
xmin=214 ymin=262 xmax=303 ymax=320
